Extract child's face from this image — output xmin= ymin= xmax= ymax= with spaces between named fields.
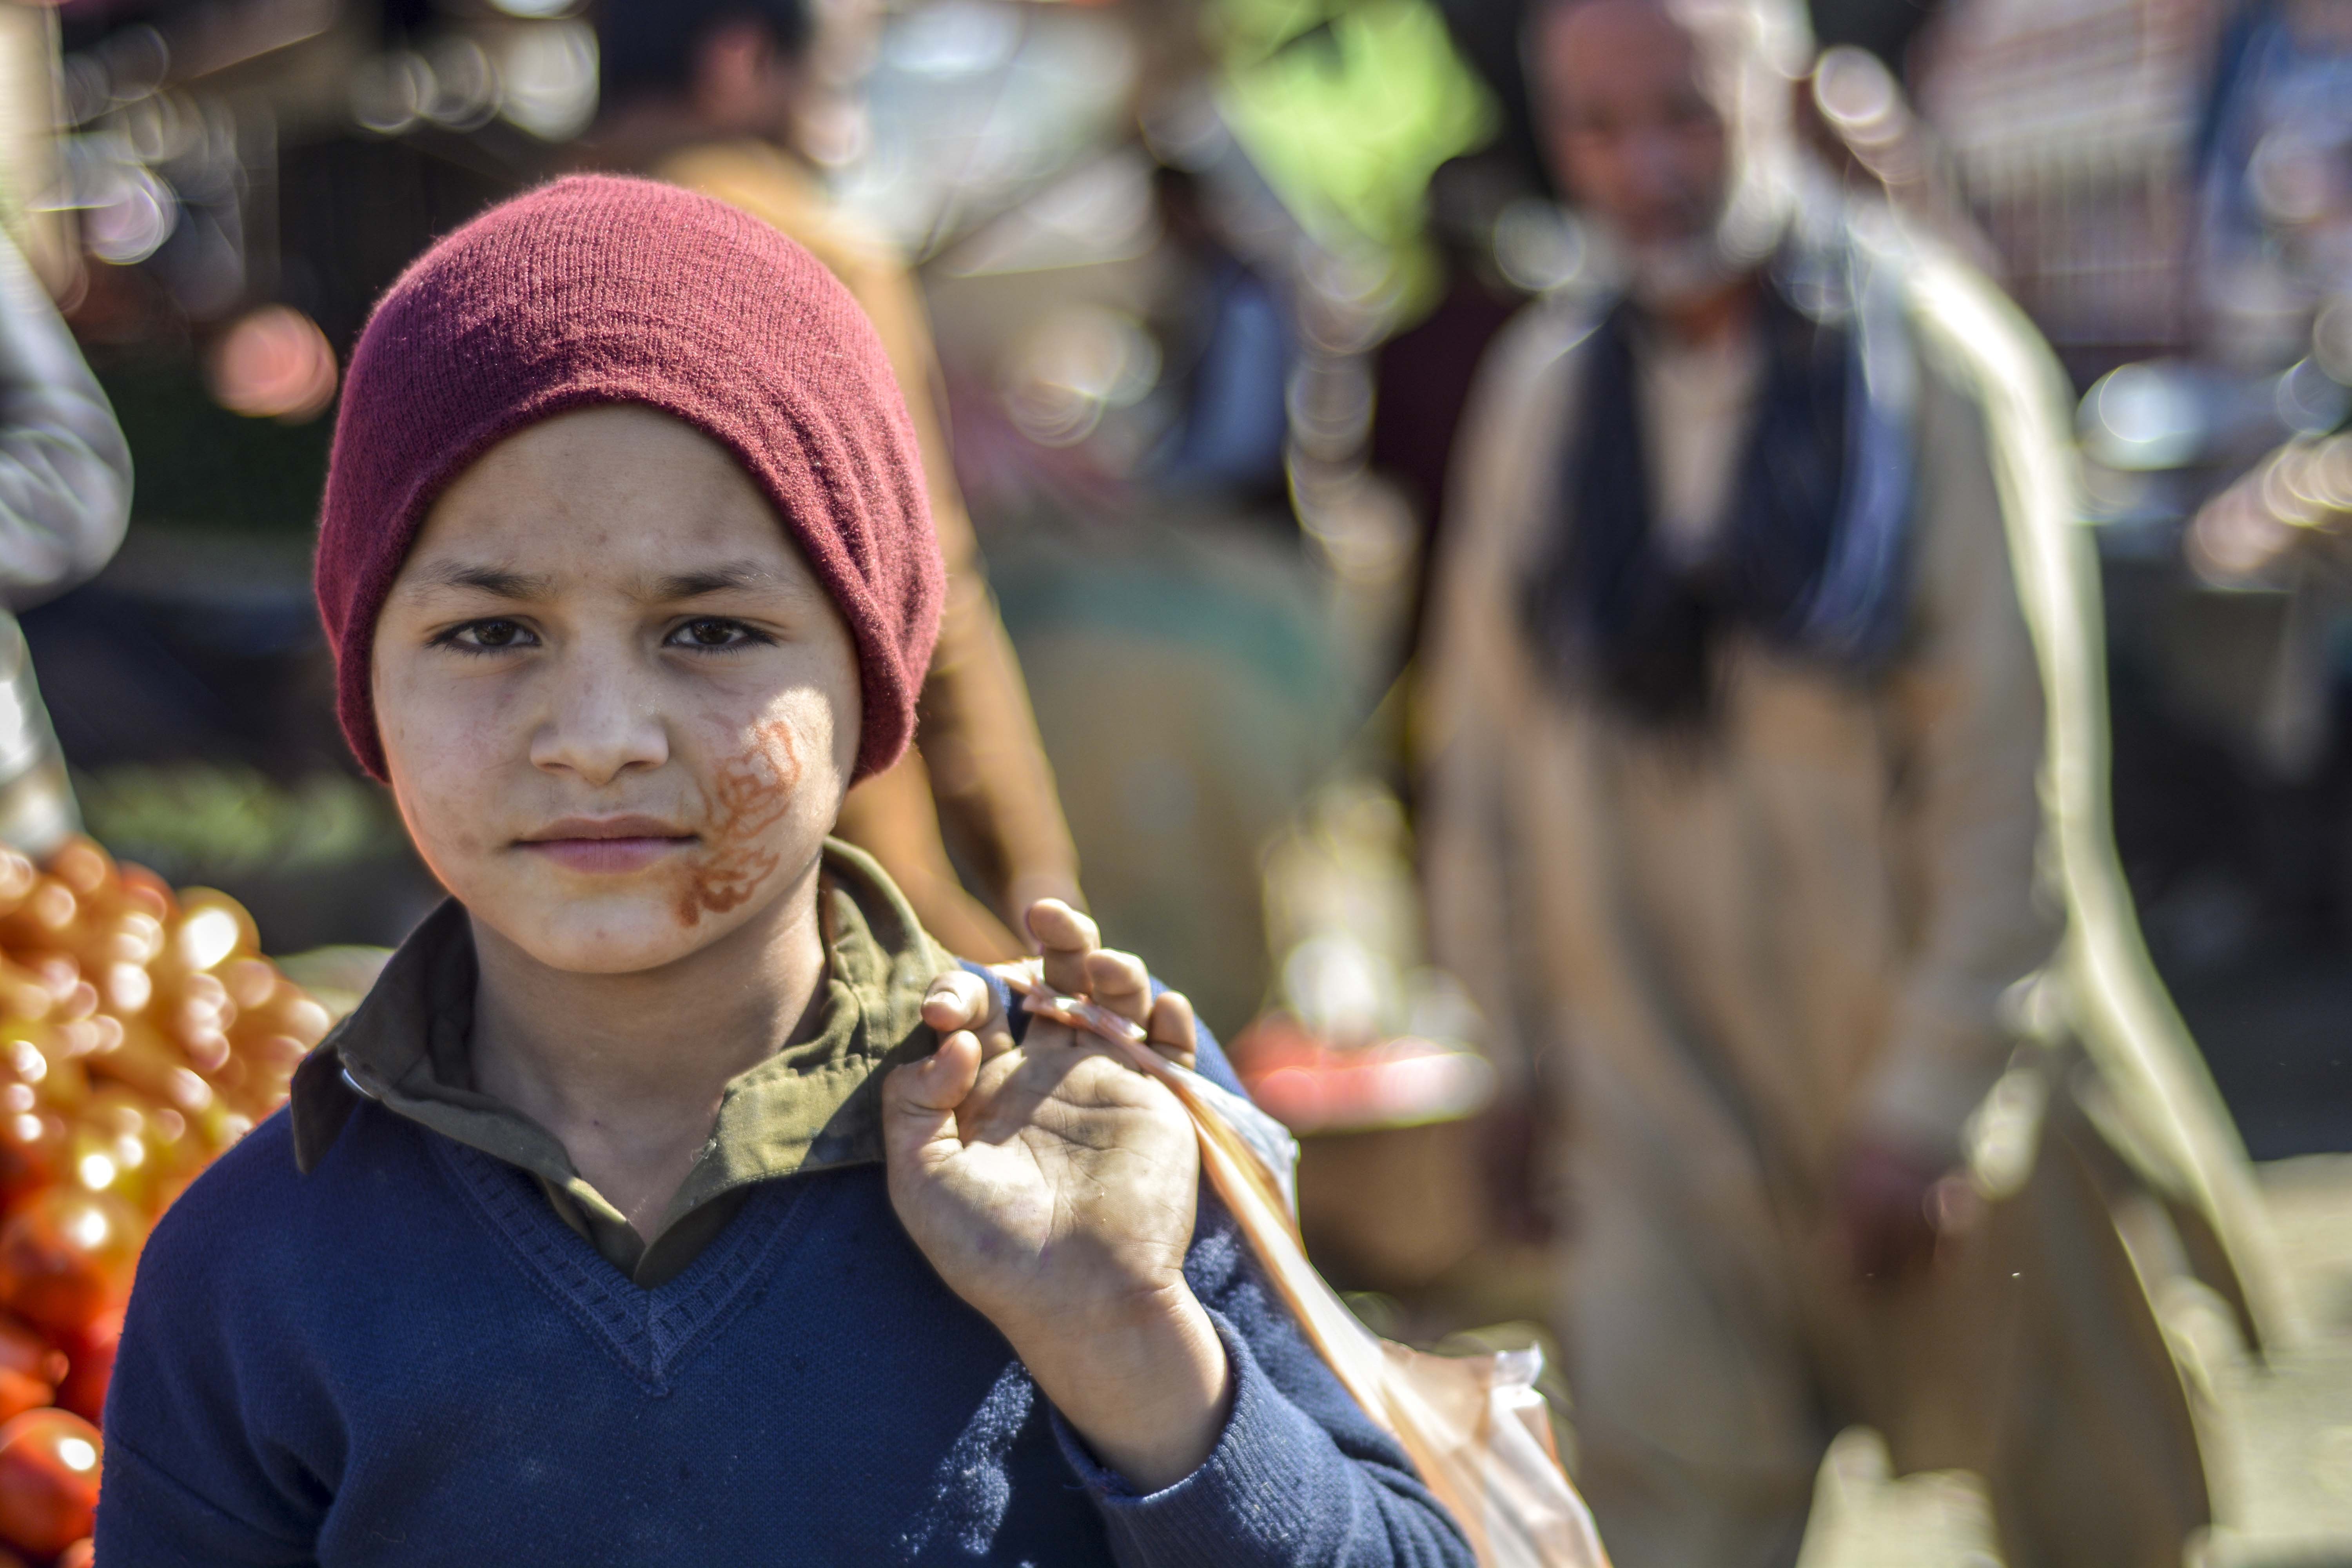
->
xmin=370 ymin=404 xmax=862 ymax=974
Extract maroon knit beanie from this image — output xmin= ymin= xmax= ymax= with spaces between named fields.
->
xmin=314 ymin=173 xmax=942 ymax=784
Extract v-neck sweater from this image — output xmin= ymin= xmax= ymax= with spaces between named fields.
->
xmin=95 ymin=885 xmax=1475 ymax=1564
xmin=287 ymin=841 xmax=951 ymax=1287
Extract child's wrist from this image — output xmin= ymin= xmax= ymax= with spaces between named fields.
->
xmin=1003 ymin=1283 xmax=1231 ymax=1494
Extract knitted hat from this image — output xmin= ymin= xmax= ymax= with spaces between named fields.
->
xmin=314 ymin=174 xmax=942 ymax=784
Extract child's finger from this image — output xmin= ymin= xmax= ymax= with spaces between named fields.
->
xmin=922 ymin=970 xmax=1020 ymax=1060
xmin=1026 ymin=899 xmax=1102 ymax=996
xmin=882 ymin=1029 xmax=982 ymax=1178
xmin=1146 ymin=990 xmax=1197 ymax=1070
xmin=921 ymin=970 xmax=993 ymax=1034
xmin=1082 ymin=949 xmax=1154 ymax=1028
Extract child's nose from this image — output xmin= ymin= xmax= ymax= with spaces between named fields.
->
xmin=528 ymin=653 xmax=670 ymax=786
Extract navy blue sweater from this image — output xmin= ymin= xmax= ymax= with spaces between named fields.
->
xmin=96 ymin=1039 xmax=1473 ymax=1564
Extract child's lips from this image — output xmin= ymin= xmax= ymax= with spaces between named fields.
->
xmin=516 ymin=818 xmax=695 ymax=875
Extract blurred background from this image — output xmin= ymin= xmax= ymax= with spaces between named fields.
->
xmin=4 ymin=0 xmax=2352 ymax=1556
xmin=7 ymin=0 xmax=2347 ymax=1145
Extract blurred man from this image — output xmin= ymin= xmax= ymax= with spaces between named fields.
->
xmin=0 ymin=229 xmax=128 ymax=855
xmin=594 ymin=0 xmax=1083 ymax=959
xmin=1417 ymin=0 xmax=2218 ymax=1562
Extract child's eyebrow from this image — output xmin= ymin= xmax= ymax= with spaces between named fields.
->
xmin=650 ymin=563 xmax=818 ymax=602
xmin=408 ymin=563 xmax=550 ymax=599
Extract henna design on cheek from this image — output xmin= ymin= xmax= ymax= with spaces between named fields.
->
xmin=677 ymin=720 xmax=801 ymax=925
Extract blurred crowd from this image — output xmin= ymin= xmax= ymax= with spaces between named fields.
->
xmin=2 ymin=0 xmax=2352 ymax=1561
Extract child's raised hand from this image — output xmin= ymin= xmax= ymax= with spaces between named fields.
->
xmin=883 ymin=904 xmax=1225 ymax=1492
xmin=1029 ymin=900 xmax=1199 ymax=1070
xmin=914 ymin=899 xmax=1197 ymax=1070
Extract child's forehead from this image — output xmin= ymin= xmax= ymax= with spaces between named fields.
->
xmin=404 ymin=406 xmax=819 ymax=591
xmin=399 ymin=554 xmax=819 ymax=600
xmin=441 ymin=405 xmax=766 ymax=511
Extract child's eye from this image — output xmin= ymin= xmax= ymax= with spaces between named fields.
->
xmin=667 ymin=618 xmax=768 ymax=651
xmin=437 ymin=619 xmax=538 ymax=653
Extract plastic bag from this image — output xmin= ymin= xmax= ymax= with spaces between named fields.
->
xmin=1000 ymin=963 xmax=1612 ymax=1568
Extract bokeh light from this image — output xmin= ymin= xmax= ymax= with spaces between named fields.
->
xmin=205 ymin=306 xmax=338 ymax=424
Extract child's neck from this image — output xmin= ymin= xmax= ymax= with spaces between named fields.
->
xmin=463 ymin=867 xmax=831 ymax=1241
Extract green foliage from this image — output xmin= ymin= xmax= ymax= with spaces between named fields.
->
xmin=1212 ymin=0 xmax=1497 ymax=315
xmin=75 ymin=763 xmax=403 ymax=884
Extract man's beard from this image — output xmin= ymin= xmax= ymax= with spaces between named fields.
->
xmin=1620 ymin=230 xmax=1748 ymax=309
xmin=1606 ymin=156 xmax=1797 ymax=309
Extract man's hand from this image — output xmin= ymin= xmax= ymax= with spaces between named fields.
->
xmin=884 ymin=901 xmax=1223 ymax=1492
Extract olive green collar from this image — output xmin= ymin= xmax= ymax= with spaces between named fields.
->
xmin=290 ymin=839 xmax=953 ymax=1284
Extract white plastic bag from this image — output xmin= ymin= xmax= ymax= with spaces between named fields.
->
xmin=1001 ymin=964 xmax=1611 ymax=1568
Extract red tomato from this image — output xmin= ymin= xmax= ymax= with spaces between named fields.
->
xmin=0 ymin=1376 xmax=46 ymax=1430
xmin=0 ymin=1191 xmax=143 ymax=1340
xmin=0 ymin=1319 xmax=65 ymax=1392
xmin=0 ymin=1310 xmax=61 ymax=1423
xmin=0 ymin=1111 xmax=65 ymax=1211
xmin=0 ymin=1410 xmax=100 ymax=1556
xmin=54 ymin=1311 xmax=118 ymax=1426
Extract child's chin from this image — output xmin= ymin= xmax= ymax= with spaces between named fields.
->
xmin=490 ymin=900 xmax=722 ymax=976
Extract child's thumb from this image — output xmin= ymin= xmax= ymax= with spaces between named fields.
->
xmin=882 ymin=1029 xmax=982 ymax=1174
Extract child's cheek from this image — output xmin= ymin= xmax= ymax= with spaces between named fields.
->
xmin=381 ymin=691 xmax=517 ymax=885
xmin=392 ymin=759 xmax=492 ymax=900
xmin=675 ymin=719 xmax=804 ymax=927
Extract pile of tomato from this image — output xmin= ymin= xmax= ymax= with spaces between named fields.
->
xmin=0 ymin=837 xmax=325 ymax=1564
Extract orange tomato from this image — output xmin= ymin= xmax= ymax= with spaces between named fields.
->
xmin=0 ymin=1113 xmax=64 ymax=1213
xmin=83 ymin=1089 xmax=193 ymax=1193
xmin=0 ymin=851 xmax=34 ymax=918
xmin=162 ymin=892 xmax=259 ymax=979
xmin=0 ymin=1318 xmax=60 ymax=1429
xmin=0 ymin=882 xmax=74 ymax=960
xmin=54 ymin=1309 xmax=119 ymax=1426
xmin=0 ymin=1410 xmax=100 ymax=1556
xmin=0 ymin=1378 xmax=45 ymax=1431
xmin=45 ymin=845 xmax=111 ymax=901
xmin=0 ymin=1319 xmax=65 ymax=1393
xmin=0 ymin=967 xmax=49 ymax=1030
xmin=80 ymin=1024 xmax=211 ymax=1127
xmin=0 ymin=1191 xmax=143 ymax=1339
xmin=63 ymin=1119 xmax=151 ymax=1212
xmin=114 ymin=858 xmax=174 ymax=921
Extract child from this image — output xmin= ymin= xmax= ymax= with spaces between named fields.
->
xmin=94 ymin=177 xmax=1474 ymax=1566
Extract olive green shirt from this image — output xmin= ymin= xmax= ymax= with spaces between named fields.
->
xmin=288 ymin=840 xmax=955 ymax=1287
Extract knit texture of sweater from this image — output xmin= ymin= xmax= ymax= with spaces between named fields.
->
xmin=96 ymin=1015 xmax=1474 ymax=1565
